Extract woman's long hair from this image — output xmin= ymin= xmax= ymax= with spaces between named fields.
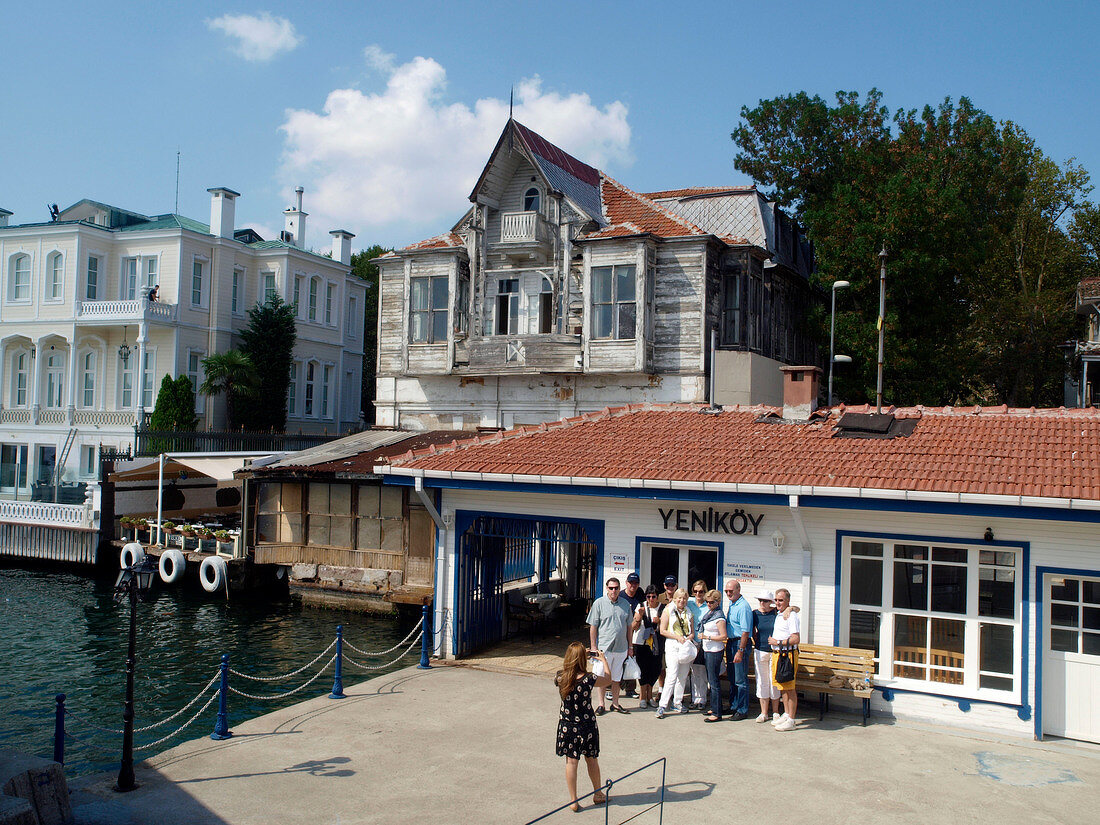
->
xmin=555 ymin=641 xmax=589 ymax=701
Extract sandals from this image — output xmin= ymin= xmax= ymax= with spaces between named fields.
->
xmin=704 ymin=715 xmax=721 ymax=723
xmin=593 ymin=793 xmax=607 ymax=805
xmin=594 ymin=706 xmax=607 ymax=716
xmin=611 ymin=705 xmax=630 ymax=714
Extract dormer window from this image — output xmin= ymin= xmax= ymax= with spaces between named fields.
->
xmin=524 ymin=187 xmax=540 ymax=212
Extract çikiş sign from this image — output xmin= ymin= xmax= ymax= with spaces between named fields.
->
xmin=659 ymin=507 xmax=764 ymax=536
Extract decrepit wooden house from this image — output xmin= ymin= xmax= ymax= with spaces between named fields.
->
xmin=373 ymin=119 xmax=819 ymax=431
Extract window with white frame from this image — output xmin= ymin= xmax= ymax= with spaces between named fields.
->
xmin=591 ymin=265 xmax=636 ymax=339
xmin=287 ymin=361 xmax=299 ymax=417
xmin=840 ymin=536 xmax=1022 ymax=699
xmin=122 ymin=258 xmax=139 ymax=300
xmin=231 ymin=269 xmax=241 ymax=314
xmin=81 ymin=352 xmax=96 ymax=408
xmin=321 ymin=365 xmax=332 ymax=418
xmin=410 ymin=275 xmax=448 ymax=343
xmin=12 ymin=351 xmax=29 ymax=406
xmin=348 ymin=296 xmax=358 ymax=339
xmin=293 ymin=275 xmax=303 ymax=314
xmin=86 ymin=255 xmax=100 ymax=300
xmin=46 ymin=252 xmax=64 ymax=301
xmin=82 ymin=445 xmax=97 ymax=478
xmin=263 ymin=272 xmax=277 ymax=305
xmin=325 ymin=282 xmax=335 ymax=325
xmin=529 ymin=277 xmax=554 ymax=334
xmin=10 ymin=254 xmax=31 ymax=301
xmin=144 ymin=257 xmax=157 ymax=291
xmin=1049 ymin=578 xmax=1100 ymax=655
xmin=496 ymin=278 xmax=519 ymax=335
xmin=187 ymin=351 xmax=204 ymax=412
xmin=308 ymin=277 xmax=319 ymax=321
xmin=119 ymin=355 xmax=135 ymax=408
xmin=44 ymin=352 xmax=64 ymax=408
xmin=191 ymin=259 xmax=204 ymax=306
xmin=524 ymin=186 xmax=540 ymax=212
xmin=304 ymin=362 xmax=315 ymax=416
xmin=141 ymin=350 xmax=155 ymax=407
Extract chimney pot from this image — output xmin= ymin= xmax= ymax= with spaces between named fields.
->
xmin=283 ymin=186 xmax=308 ymax=247
xmin=329 ymin=229 xmax=356 ymax=266
xmin=779 ymin=365 xmax=822 ymax=421
xmin=207 ymin=187 xmax=240 ymax=239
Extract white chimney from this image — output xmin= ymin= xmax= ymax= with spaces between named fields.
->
xmin=207 ymin=187 xmax=240 ymax=239
xmin=283 ymin=185 xmax=307 ymax=247
xmin=329 ymin=229 xmax=355 ymax=266
xmin=0 ymin=208 xmax=11 ymax=227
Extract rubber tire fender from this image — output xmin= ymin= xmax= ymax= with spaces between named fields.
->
xmin=159 ymin=548 xmax=186 ymax=584
xmin=199 ymin=555 xmax=228 ymax=593
xmin=120 ymin=542 xmax=146 ymax=569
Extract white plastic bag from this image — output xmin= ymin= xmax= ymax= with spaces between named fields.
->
xmin=623 ymin=655 xmax=641 ymax=681
xmin=676 ymin=640 xmax=698 ymax=665
xmin=591 ymin=658 xmax=607 ymax=678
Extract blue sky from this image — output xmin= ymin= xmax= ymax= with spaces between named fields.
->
xmin=4 ymin=1 xmax=1098 ymax=249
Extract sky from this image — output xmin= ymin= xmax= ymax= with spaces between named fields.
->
xmin=3 ymin=1 xmax=1099 ymax=251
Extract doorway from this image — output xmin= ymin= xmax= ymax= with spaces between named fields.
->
xmin=1042 ymin=572 xmax=1100 ymax=743
xmin=1 ymin=444 xmax=28 ymax=494
xmin=641 ymin=542 xmax=721 ymax=593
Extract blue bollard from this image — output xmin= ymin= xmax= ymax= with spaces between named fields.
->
xmin=329 ymin=625 xmax=345 ymax=699
xmin=210 ymin=654 xmax=232 ymax=740
xmin=53 ymin=694 xmax=65 ymax=765
xmin=417 ymin=604 xmax=432 ymax=669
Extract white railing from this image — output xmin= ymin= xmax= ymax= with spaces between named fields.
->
xmin=73 ymin=409 xmax=134 ymax=427
xmin=0 ymin=500 xmax=86 ymax=527
xmin=147 ymin=301 xmax=175 ymax=320
xmin=39 ymin=409 xmax=67 ymax=424
xmin=500 ymin=211 xmax=542 ymax=243
xmin=0 ymin=409 xmax=31 ymax=423
xmin=76 ymin=299 xmax=176 ymax=322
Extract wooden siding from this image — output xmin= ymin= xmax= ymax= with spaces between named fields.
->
xmin=377 ymin=260 xmax=407 ymax=375
xmin=255 ymin=543 xmax=405 ymax=571
xmin=408 ymin=344 xmax=450 ymax=374
xmin=484 ymin=157 xmax=541 ymax=247
xmin=464 ymin=334 xmax=581 ymax=373
xmin=587 ymin=339 xmax=638 ymax=372
xmin=652 ymin=244 xmax=706 ymax=374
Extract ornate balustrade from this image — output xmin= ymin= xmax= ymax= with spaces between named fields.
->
xmin=76 ymin=299 xmax=176 ymax=323
xmin=0 ymin=499 xmax=87 ymax=527
xmin=39 ymin=409 xmax=67 ymax=425
xmin=0 ymin=409 xmax=31 ymax=423
xmin=499 ymin=211 xmax=552 ymax=244
xmin=73 ymin=409 xmax=136 ymax=427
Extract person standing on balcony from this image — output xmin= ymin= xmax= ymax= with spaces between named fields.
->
xmin=146 ymin=284 xmax=159 ymax=303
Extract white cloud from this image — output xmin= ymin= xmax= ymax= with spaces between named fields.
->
xmin=278 ymin=52 xmax=631 ymax=245
xmin=207 ymin=12 xmax=302 ymax=62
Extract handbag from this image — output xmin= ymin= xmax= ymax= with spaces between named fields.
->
xmin=623 ymin=655 xmax=641 ymax=681
xmin=774 ymin=646 xmax=795 ymax=683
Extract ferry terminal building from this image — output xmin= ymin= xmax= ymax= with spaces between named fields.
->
xmin=376 ymin=384 xmax=1100 ymax=745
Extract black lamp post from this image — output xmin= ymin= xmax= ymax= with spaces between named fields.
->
xmin=113 ymin=556 xmax=157 ymax=792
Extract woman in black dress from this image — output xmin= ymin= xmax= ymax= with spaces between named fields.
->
xmin=555 ymin=641 xmax=612 ymax=811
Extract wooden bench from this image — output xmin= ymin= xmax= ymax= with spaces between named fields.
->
xmin=795 ymin=643 xmax=875 ymax=725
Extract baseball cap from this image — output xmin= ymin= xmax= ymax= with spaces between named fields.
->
xmin=626 ymin=572 xmax=640 ymax=583
xmin=663 ymin=575 xmax=677 ymax=586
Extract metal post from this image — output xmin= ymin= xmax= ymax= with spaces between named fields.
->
xmin=53 ymin=694 xmax=65 ymax=765
xmin=876 ymin=245 xmax=887 ymax=414
xmin=115 ymin=578 xmax=138 ymax=792
xmin=329 ymin=626 xmax=345 ymax=699
xmin=211 ymin=654 xmax=232 ymax=740
xmin=418 ymin=605 xmax=432 ymax=669
xmin=828 ymin=280 xmax=849 ymax=408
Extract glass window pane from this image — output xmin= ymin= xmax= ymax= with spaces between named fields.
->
xmin=1050 ymin=578 xmax=1079 ymax=602
xmin=851 ymin=541 xmax=883 ymax=557
xmin=615 ymin=265 xmax=635 ymax=300
xmin=591 ymin=268 xmax=611 ymax=303
xmin=979 ymin=550 xmax=1015 ymax=566
xmin=431 ymin=276 xmax=449 ymax=309
xmin=410 ymin=279 xmax=428 ymax=311
xmin=980 ymin=675 xmax=1013 ymax=691
xmin=381 ymin=519 xmax=403 ymax=552
xmin=1051 ymin=629 xmax=1078 ymax=653
xmin=849 ymin=610 xmax=880 ymax=653
xmin=432 ymin=311 xmax=449 ymax=343
xmin=410 ymin=311 xmax=427 ymax=342
xmin=1084 ymin=580 xmax=1100 ymax=605
xmin=1083 ymin=606 xmax=1100 ymax=632
xmin=1083 ymin=633 xmax=1100 ymax=656
xmin=895 ymin=544 xmax=928 ymax=560
xmin=1051 ymin=603 xmax=1079 ymax=628
xmin=932 ymin=547 xmax=967 ymax=563
xmin=894 ymin=562 xmax=927 ymax=610
xmin=894 ymin=615 xmax=927 ymax=676
xmin=850 ymin=558 xmax=882 ymax=606
xmin=282 ymin=483 xmax=302 ymax=513
xmin=980 ymin=623 xmax=1014 ymax=674
xmin=617 ymin=302 xmax=636 ymax=339
xmin=978 ymin=567 xmax=1015 ymax=619
xmin=593 ymin=305 xmax=612 ymax=338
xmin=931 ymin=564 xmax=967 ymax=613
xmin=285 ymin=514 xmax=303 ymax=544
xmin=930 ymin=618 xmax=965 ymax=683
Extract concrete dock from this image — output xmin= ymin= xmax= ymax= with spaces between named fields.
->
xmin=67 ymin=665 xmax=1100 ymax=824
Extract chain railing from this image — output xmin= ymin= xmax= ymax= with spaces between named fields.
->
xmin=51 ymin=606 xmax=435 ymax=766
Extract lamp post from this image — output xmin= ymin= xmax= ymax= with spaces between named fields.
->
xmin=828 ymin=280 xmax=850 ymax=407
xmin=114 ymin=556 xmax=157 ymax=792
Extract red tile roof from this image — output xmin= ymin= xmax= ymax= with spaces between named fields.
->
xmin=644 ymin=186 xmax=757 ymax=200
xmin=381 ymin=404 xmax=1100 ymax=503
xmin=586 ymin=176 xmax=712 ymax=241
xmin=398 ymin=231 xmax=465 ymax=252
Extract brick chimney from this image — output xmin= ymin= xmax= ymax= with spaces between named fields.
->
xmin=329 ymin=229 xmax=355 ymax=265
xmin=780 ymin=365 xmax=822 ymax=421
xmin=207 ymin=187 xmax=240 ymax=239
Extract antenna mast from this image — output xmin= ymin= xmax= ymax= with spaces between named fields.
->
xmin=174 ymin=149 xmax=181 ymax=214
xmin=876 ymin=243 xmax=887 ymax=414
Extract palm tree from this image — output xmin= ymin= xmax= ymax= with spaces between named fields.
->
xmin=200 ymin=350 xmax=259 ymax=430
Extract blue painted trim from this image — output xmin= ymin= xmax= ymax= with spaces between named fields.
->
xmin=874 ymin=685 xmax=1029 ymax=714
xmin=633 ymin=535 xmax=724 ymax=588
xmin=834 ymin=529 xmax=1030 ymax=715
xmin=386 ymin=475 xmax=1100 ymax=524
xmin=1033 ymin=565 xmax=1100 ymax=741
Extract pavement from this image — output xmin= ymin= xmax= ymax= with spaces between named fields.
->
xmin=66 ymin=664 xmax=1100 ymax=825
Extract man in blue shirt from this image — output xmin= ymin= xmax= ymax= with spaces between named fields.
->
xmin=723 ymin=579 xmax=753 ymax=720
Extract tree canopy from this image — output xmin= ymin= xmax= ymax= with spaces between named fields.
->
xmin=149 ymin=375 xmax=197 ymax=431
xmin=200 ymin=350 xmax=259 ymax=430
xmin=351 ymin=245 xmax=390 ymax=424
xmin=732 ymin=90 xmax=1092 ymax=406
xmin=238 ymin=294 xmax=297 ymax=431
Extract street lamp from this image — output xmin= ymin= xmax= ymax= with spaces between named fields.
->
xmin=828 ymin=280 xmax=850 ymax=407
xmin=113 ymin=556 xmax=157 ymax=792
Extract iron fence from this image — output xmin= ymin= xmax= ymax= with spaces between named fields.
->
xmin=134 ymin=428 xmax=342 ymax=456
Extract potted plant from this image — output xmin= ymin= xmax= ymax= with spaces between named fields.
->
xmin=178 ymin=523 xmax=195 ymax=537
xmin=214 ymin=529 xmax=231 ymax=545
xmin=161 ymin=521 xmax=177 ymax=534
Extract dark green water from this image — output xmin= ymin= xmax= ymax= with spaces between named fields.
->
xmin=0 ymin=564 xmax=417 ymax=776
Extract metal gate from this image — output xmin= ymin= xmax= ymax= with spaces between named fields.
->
xmin=455 ymin=515 xmax=598 ymax=657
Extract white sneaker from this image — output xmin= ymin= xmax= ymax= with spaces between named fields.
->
xmin=656 ymin=706 xmax=666 ymax=719
xmin=771 ymin=713 xmax=788 ymax=726
xmin=638 ymin=699 xmax=648 ymax=709
xmin=774 ymin=717 xmax=796 ymax=732
xmin=755 ymin=713 xmax=770 ymax=723
xmin=675 ymin=705 xmax=688 ymax=714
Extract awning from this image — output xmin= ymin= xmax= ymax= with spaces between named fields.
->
xmin=110 ymin=453 xmax=279 ymax=486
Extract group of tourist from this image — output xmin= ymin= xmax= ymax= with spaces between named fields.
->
xmin=556 ymin=572 xmax=801 ymax=810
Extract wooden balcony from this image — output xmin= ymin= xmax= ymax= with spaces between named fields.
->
xmin=460 ymin=334 xmax=582 ymax=374
xmin=76 ymin=298 xmax=177 ymax=324
xmin=494 ymin=211 xmax=554 ymax=262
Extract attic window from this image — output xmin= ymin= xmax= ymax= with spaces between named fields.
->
xmin=524 ymin=187 xmax=540 ymax=212
xmin=833 ymin=412 xmax=918 ymax=440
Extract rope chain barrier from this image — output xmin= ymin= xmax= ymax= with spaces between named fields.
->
xmin=63 ymin=671 xmax=221 ymax=735
xmin=343 ymin=629 xmax=424 ymax=671
xmin=344 ymin=617 xmax=423 ymax=658
xmin=229 ymin=638 xmax=337 ymax=682
xmin=228 ymin=654 xmax=337 ymax=701
xmin=134 ymin=691 xmax=219 ymax=752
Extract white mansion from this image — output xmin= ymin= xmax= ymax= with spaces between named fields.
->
xmin=0 ymin=188 xmax=366 ymax=495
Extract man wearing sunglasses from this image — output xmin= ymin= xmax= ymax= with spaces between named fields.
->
xmin=586 ymin=577 xmax=634 ymax=715
xmin=723 ymin=579 xmax=753 ymax=720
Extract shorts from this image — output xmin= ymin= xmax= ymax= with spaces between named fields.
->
xmin=770 ymin=647 xmax=798 ymax=691
xmin=754 ymin=650 xmax=780 ymax=699
xmin=603 ymin=650 xmax=628 ymax=682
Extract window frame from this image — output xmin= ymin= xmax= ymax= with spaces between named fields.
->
xmin=11 ymin=350 xmax=30 ymax=406
xmin=86 ymin=255 xmax=100 ymax=301
xmin=590 ymin=264 xmax=637 ymax=340
xmin=9 ymin=253 xmax=32 ymax=302
xmin=45 ymin=251 xmax=64 ymax=302
xmin=325 ymin=282 xmax=336 ymax=325
xmin=44 ymin=351 xmax=65 ymax=409
xmin=262 ymin=271 xmax=277 ymax=305
xmin=409 ymin=274 xmax=449 ymax=343
xmin=308 ymin=277 xmax=319 ymax=322
xmin=80 ymin=350 xmax=96 ymax=409
xmin=190 ymin=256 xmax=208 ymax=307
xmin=187 ymin=349 xmax=205 ymax=413
xmin=231 ymin=268 xmax=242 ymax=315
xmin=495 ymin=278 xmax=519 ymax=336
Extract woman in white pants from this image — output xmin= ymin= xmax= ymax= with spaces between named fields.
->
xmin=656 ymin=588 xmax=694 ymax=719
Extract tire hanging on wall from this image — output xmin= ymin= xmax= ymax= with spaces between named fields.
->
xmin=159 ymin=548 xmax=186 ymax=584
xmin=199 ymin=555 xmax=228 ymax=593
xmin=120 ymin=543 xmax=146 ymax=569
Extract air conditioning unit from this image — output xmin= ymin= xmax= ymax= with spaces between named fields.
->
xmin=280 ymin=231 xmax=294 ymax=243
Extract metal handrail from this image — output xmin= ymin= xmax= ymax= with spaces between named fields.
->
xmin=524 ymin=757 xmax=666 ymax=825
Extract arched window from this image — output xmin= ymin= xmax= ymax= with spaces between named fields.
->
xmin=81 ymin=351 xmax=96 ymax=408
xmin=45 ymin=353 xmax=64 ymax=408
xmin=524 ymin=187 xmax=540 ymax=212
xmin=46 ymin=252 xmax=64 ymax=300
xmin=9 ymin=254 xmax=30 ymax=301
xmin=12 ymin=351 xmax=29 ymax=406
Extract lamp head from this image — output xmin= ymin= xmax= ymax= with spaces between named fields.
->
xmin=771 ymin=528 xmax=785 ymax=554
xmin=833 ymin=280 xmax=850 ymax=291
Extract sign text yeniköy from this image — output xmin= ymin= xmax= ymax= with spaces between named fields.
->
xmin=659 ymin=507 xmax=764 ymax=536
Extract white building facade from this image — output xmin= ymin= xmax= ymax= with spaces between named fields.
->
xmin=0 ymin=189 xmax=366 ymax=495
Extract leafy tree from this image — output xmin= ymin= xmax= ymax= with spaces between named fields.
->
xmin=351 ymin=245 xmax=390 ymax=424
xmin=238 ymin=294 xmax=297 ymax=431
xmin=149 ymin=375 xmax=197 ymax=431
xmin=200 ymin=350 xmax=259 ymax=430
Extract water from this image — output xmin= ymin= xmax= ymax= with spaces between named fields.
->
xmin=0 ymin=564 xmax=417 ymax=777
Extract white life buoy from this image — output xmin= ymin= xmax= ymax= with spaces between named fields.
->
xmin=199 ymin=555 xmax=228 ymax=593
xmin=120 ymin=542 xmax=146 ymax=569
xmin=159 ymin=548 xmax=186 ymax=584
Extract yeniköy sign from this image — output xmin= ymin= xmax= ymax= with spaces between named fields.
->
xmin=659 ymin=507 xmax=764 ymax=536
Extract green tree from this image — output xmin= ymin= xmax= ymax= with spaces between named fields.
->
xmin=351 ymin=245 xmax=390 ymax=424
xmin=238 ymin=294 xmax=297 ymax=431
xmin=149 ymin=374 xmax=198 ymax=430
xmin=200 ymin=350 xmax=259 ymax=430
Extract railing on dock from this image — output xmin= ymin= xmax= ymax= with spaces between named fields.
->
xmin=523 ymin=758 xmax=667 ymax=824
xmin=52 ymin=607 xmax=434 ymax=765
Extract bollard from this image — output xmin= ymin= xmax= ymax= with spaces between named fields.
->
xmin=329 ymin=625 xmax=346 ymax=699
xmin=210 ymin=654 xmax=232 ymax=740
xmin=53 ymin=694 xmax=65 ymax=765
xmin=417 ymin=604 xmax=432 ymax=669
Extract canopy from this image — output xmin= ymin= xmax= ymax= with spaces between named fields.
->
xmin=109 ymin=453 xmax=279 ymax=486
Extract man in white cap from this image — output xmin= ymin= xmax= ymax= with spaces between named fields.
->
xmin=750 ymin=591 xmax=782 ymax=722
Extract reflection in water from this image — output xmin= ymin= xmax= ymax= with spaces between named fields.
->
xmin=0 ymin=565 xmax=414 ymax=776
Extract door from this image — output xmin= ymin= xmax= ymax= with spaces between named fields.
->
xmin=642 ymin=544 xmax=720 ymax=593
xmin=1043 ymin=573 xmax=1100 ymax=743
xmin=0 ymin=444 xmax=28 ymax=493
xmin=36 ymin=446 xmax=56 ymax=486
